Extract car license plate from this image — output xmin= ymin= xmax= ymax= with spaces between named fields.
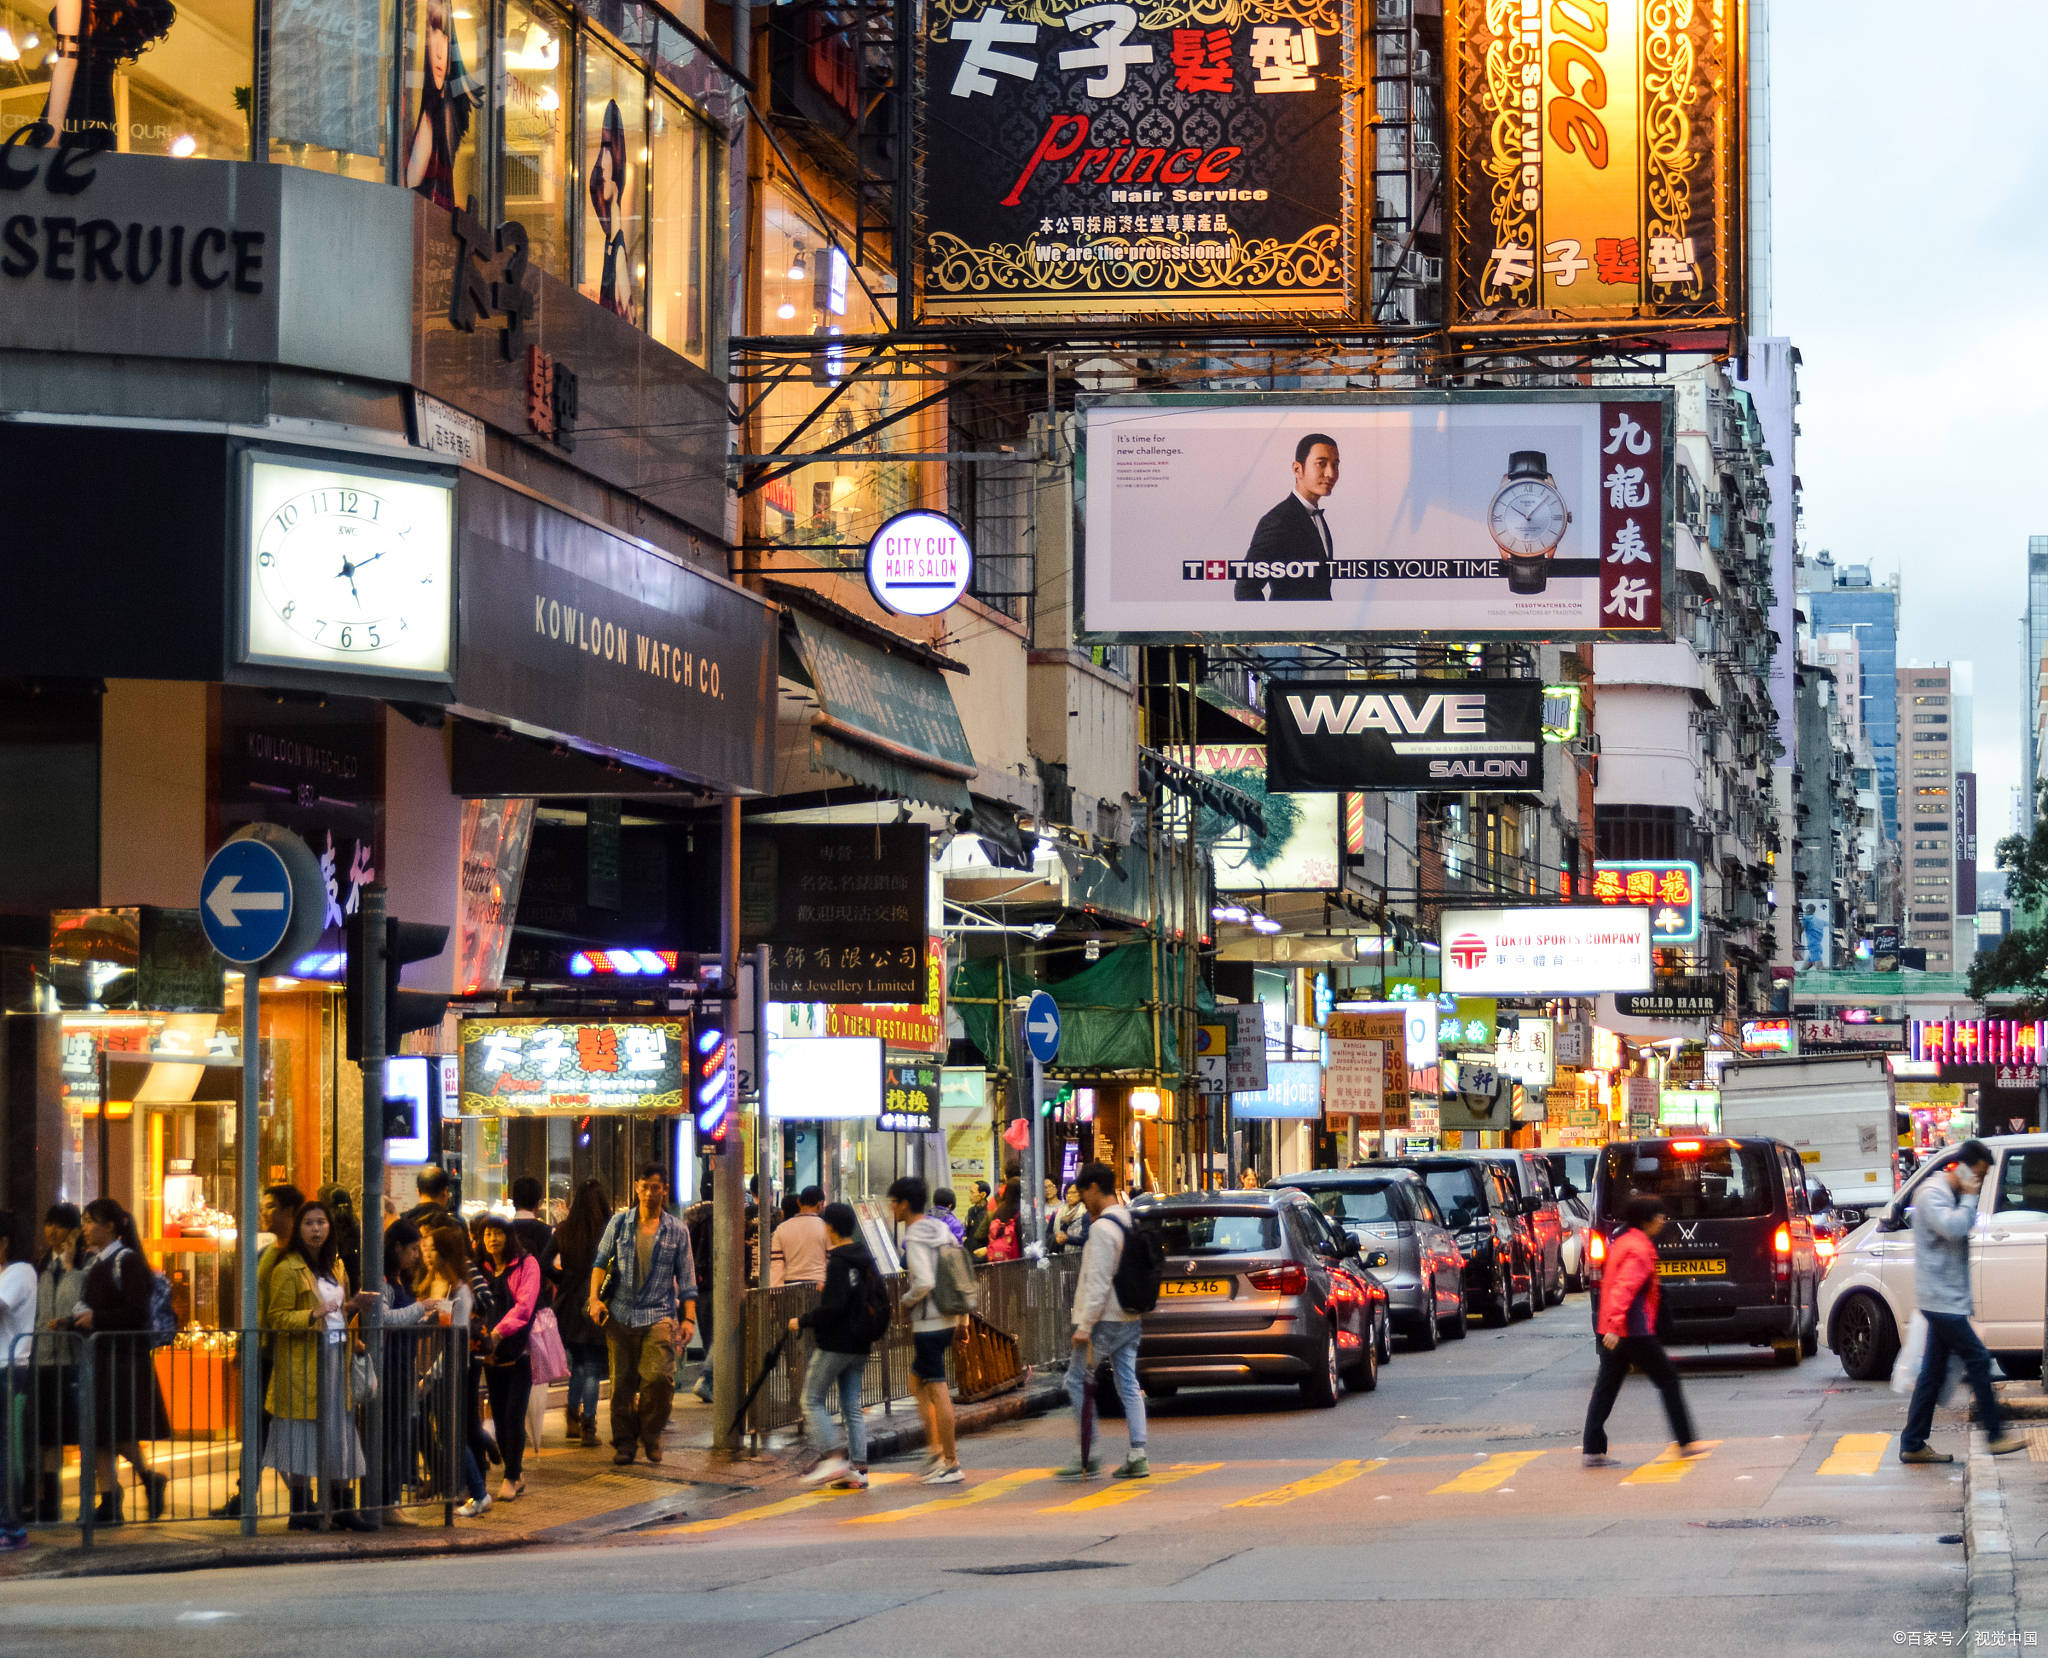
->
xmin=1657 ymin=1258 xmax=1726 ymax=1276
xmin=1158 ymin=1279 xmax=1230 ymax=1298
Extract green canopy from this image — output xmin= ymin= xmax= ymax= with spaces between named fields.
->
xmin=949 ymin=942 xmax=1213 ymax=1076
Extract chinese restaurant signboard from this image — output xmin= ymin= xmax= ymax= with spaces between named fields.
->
xmin=1591 ymin=859 xmax=1699 ymax=944
xmin=458 ymin=1019 xmax=686 ymax=1113
xmin=742 ymin=824 xmax=930 ymax=1002
xmin=1445 ymin=0 xmax=1746 ymax=335
xmin=919 ymin=0 xmax=1355 ymax=321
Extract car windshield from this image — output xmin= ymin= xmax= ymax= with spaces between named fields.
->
xmin=1147 ymin=1209 xmax=1280 ymax=1255
xmin=1603 ymin=1143 xmax=1774 ymax=1221
xmin=1420 ymin=1167 xmax=1486 ymax=1229
xmin=1297 ymin=1186 xmax=1393 ymax=1226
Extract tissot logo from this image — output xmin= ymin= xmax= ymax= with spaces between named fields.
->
xmin=1448 ymin=933 xmax=1489 ymax=971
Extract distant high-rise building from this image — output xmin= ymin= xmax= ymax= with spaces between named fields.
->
xmin=2024 ymin=535 xmax=2048 ymax=823
xmin=1897 ymin=664 xmax=1960 ymax=970
xmin=1810 ymin=554 xmax=1902 ymax=840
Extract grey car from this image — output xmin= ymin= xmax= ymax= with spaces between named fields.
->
xmin=1274 ymin=1170 xmax=1468 ymax=1350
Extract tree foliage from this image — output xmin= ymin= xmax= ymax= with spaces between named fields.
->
xmin=1968 ymin=784 xmax=2048 ymax=1012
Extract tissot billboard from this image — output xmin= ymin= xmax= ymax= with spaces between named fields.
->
xmin=1267 ymin=679 xmax=1543 ymax=791
xmin=1445 ymin=0 xmax=1746 ymax=335
xmin=918 ymin=0 xmax=1355 ymax=322
xmin=1077 ymin=391 xmax=1672 ymax=643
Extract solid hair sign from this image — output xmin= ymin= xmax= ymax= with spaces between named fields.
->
xmin=865 ymin=510 xmax=973 ymax=617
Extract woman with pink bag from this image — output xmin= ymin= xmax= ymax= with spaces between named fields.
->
xmin=475 ymin=1215 xmax=546 ymax=1502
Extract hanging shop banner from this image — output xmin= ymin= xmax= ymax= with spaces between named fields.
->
xmin=824 ymin=939 xmax=949 ymax=1054
xmin=1444 ymin=0 xmax=1745 ymax=335
xmin=1439 ymin=906 xmax=1652 ymax=996
xmin=1191 ymin=744 xmax=1340 ymax=892
xmin=1591 ymin=860 xmax=1700 ymax=945
xmin=881 ymin=1061 xmax=941 ymax=1133
xmin=458 ymin=1019 xmax=686 ymax=1113
xmin=1614 ymin=978 xmax=1722 ymax=1020
xmin=1267 ymin=679 xmax=1544 ymax=791
xmin=1233 ymin=1059 xmax=1322 ymax=1120
xmin=1077 ymin=392 xmax=1671 ymax=644
xmin=453 ymin=797 xmax=537 ymax=995
xmin=919 ymin=0 xmax=1355 ymax=322
xmin=1326 ymin=1011 xmax=1409 ymax=1130
xmin=742 ymin=824 xmax=930 ymax=1002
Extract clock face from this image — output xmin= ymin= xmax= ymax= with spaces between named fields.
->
xmin=244 ymin=460 xmax=454 ymax=677
xmin=1488 ymin=479 xmax=1570 ymax=558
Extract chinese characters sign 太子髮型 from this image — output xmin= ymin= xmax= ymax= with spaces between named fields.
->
xmin=458 ymin=1019 xmax=686 ymax=1114
xmin=920 ymin=0 xmax=1355 ymax=321
xmin=1445 ymin=0 xmax=1745 ymax=335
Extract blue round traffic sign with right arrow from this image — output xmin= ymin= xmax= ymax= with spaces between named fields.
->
xmin=1023 ymin=990 xmax=1061 ymax=1065
xmin=200 ymin=837 xmax=302 ymax=965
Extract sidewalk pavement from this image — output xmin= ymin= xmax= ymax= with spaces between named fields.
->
xmin=1964 ymin=1381 xmax=2048 ymax=1646
xmin=0 ymin=1367 xmax=1069 ymax=1581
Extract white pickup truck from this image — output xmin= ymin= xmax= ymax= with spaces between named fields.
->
xmin=1718 ymin=1052 xmax=1898 ymax=1201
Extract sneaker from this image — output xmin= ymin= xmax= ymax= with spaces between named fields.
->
xmin=0 ymin=1532 xmax=28 ymax=1552
xmin=832 ymin=1469 xmax=869 ymax=1491
xmin=1898 ymin=1447 xmax=1954 ymax=1464
xmin=1581 ymin=1454 xmax=1617 ymax=1469
xmin=804 ymin=1455 xmax=851 ymax=1486
xmin=1987 ymin=1435 xmax=2027 ymax=1457
xmin=1054 ymin=1458 xmax=1100 ymax=1482
xmin=497 ymin=1478 xmax=524 ymax=1501
xmin=923 ymin=1463 xmax=964 ymax=1485
xmin=691 ymin=1379 xmax=713 ymax=1403
xmin=918 ymin=1453 xmax=943 ymax=1478
xmin=1676 ymin=1443 xmax=1711 ymax=1460
xmin=1111 ymin=1454 xmax=1150 ymax=1481
xmin=455 ymin=1495 xmax=494 ymax=1517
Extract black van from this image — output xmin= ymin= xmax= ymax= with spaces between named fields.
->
xmin=1588 ymin=1136 xmax=1822 ymax=1366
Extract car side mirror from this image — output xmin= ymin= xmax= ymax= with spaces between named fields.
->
xmin=1878 ymin=1207 xmax=1909 ymax=1233
xmin=1342 ymin=1235 xmax=1362 ymax=1258
xmin=1365 ymin=1249 xmax=1391 ymax=1269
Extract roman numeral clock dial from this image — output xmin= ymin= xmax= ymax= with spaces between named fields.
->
xmin=244 ymin=459 xmax=454 ymax=678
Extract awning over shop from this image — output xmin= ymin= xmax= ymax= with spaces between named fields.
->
xmin=789 ymin=610 xmax=976 ymax=814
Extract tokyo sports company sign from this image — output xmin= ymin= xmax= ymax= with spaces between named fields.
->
xmin=865 ymin=510 xmax=974 ymax=617
xmin=1438 ymin=906 xmax=1652 ymax=997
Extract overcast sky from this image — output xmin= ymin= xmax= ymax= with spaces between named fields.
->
xmin=1771 ymin=0 xmax=2048 ymax=839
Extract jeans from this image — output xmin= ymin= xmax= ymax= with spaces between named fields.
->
xmin=1067 ymin=1318 xmax=1146 ymax=1454
xmin=483 ymin=1353 xmax=534 ymax=1481
xmin=802 ymin=1348 xmax=868 ymax=1465
xmin=1903 ymin=1310 xmax=2004 ymax=1450
xmin=565 ymin=1341 xmax=607 ymax=1423
xmin=1583 ymin=1335 xmax=1696 ymax=1456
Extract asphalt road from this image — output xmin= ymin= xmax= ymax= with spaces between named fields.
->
xmin=0 ymin=1295 xmax=1968 ymax=1658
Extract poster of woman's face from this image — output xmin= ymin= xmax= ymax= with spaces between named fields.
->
xmin=406 ymin=0 xmax=479 ymax=210
xmin=587 ymin=98 xmax=634 ymax=324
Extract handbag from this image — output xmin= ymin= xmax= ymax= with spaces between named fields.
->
xmin=349 ymin=1343 xmax=379 ymax=1403
xmin=528 ymin=1306 xmax=570 ymax=1385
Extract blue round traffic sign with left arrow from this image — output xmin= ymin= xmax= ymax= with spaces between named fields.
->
xmin=1023 ymin=990 xmax=1061 ymax=1065
xmin=200 ymin=834 xmax=310 ymax=965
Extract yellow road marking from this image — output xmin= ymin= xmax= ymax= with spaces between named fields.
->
xmin=2025 ymin=1428 xmax=2048 ymax=1465
xmin=1038 ymin=1462 xmax=1222 ymax=1513
xmin=660 ymin=1473 xmax=911 ymax=1534
xmin=1429 ymin=1451 xmax=1545 ymax=1494
xmin=1231 ymin=1459 xmax=1385 ymax=1509
xmin=845 ymin=1467 xmax=1054 ymax=1525
xmin=1817 ymin=1433 xmax=1892 ymax=1477
xmin=1621 ymin=1441 xmax=1720 ymax=1485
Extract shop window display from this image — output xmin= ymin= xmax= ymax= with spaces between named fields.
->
xmin=647 ymin=82 xmax=711 ymax=364
xmin=396 ymin=0 xmax=482 ymax=203
xmin=499 ymin=0 xmax=572 ymax=281
xmin=579 ymin=37 xmax=643 ymax=323
xmin=270 ymin=0 xmax=397 ymax=180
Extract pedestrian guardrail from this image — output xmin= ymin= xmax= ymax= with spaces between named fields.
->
xmin=3 ymin=1324 xmax=464 ymax=1545
xmin=738 ymin=1257 xmax=1083 ymax=1441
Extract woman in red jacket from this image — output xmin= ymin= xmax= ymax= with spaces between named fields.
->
xmin=1583 ymin=1195 xmax=1702 ymax=1468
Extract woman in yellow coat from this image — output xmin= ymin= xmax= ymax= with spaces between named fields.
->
xmin=263 ymin=1201 xmax=376 ymax=1529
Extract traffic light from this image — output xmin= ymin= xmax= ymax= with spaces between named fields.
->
xmin=345 ymin=914 xmax=452 ymax=1062
xmin=694 ymin=1003 xmax=736 ymax=1141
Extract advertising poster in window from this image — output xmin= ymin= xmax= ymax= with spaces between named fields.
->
xmin=1078 ymin=392 xmax=1671 ymax=644
xmin=919 ymin=0 xmax=1356 ymax=321
xmin=1444 ymin=0 xmax=1746 ymax=335
xmin=401 ymin=0 xmax=487 ymax=210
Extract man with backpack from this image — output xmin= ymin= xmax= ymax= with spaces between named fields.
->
xmin=1059 ymin=1162 xmax=1162 ymax=1481
xmin=889 ymin=1176 xmax=966 ymax=1484
xmin=787 ymin=1202 xmax=889 ymax=1490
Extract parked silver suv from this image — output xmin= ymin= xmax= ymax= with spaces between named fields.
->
xmin=1273 ymin=1169 xmax=1469 ymax=1350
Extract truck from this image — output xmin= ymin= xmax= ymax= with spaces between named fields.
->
xmin=1716 ymin=1052 xmax=1899 ymax=1203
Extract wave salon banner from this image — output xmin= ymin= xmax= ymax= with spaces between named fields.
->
xmin=1444 ymin=0 xmax=1746 ymax=337
xmin=918 ymin=0 xmax=1356 ymax=322
xmin=1077 ymin=390 xmax=1671 ymax=643
xmin=1267 ymin=679 xmax=1544 ymax=791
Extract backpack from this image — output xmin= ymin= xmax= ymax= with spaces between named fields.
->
xmin=845 ymin=1258 xmax=894 ymax=1347
xmin=115 ymin=1250 xmax=177 ymax=1347
xmin=1104 ymin=1214 xmax=1166 ymax=1315
xmin=930 ymin=1238 xmax=982 ymax=1317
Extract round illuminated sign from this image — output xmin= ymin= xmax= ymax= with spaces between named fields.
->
xmin=865 ymin=510 xmax=973 ymax=617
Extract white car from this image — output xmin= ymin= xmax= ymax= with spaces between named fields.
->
xmin=1557 ymin=1192 xmax=1592 ymax=1292
xmin=1819 ymin=1133 xmax=2048 ymax=1381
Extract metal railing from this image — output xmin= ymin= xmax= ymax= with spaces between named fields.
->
xmin=739 ymin=1257 xmax=1082 ymax=1441
xmin=4 ymin=1325 xmax=464 ymax=1544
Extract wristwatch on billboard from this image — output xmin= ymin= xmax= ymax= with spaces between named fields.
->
xmin=1487 ymin=450 xmax=1572 ymax=595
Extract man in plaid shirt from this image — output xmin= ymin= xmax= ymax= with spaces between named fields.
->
xmin=588 ymin=1165 xmax=697 ymax=1465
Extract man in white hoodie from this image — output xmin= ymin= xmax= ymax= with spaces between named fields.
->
xmin=1059 ymin=1162 xmax=1148 ymax=1481
xmin=888 ymin=1176 xmax=963 ymax=1484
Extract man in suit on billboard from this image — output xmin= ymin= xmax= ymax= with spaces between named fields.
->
xmin=1233 ymin=433 xmax=1340 ymax=602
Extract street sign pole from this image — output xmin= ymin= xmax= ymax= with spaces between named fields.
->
xmin=357 ymin=882 xmax=387 ymax=1529
xmin=237 ymin=964 xmax=259 ymax=1541
xmin=754 ymin=944 xmax=774 ymax=1219
xmin=1029 ymin=1055 xmax=1045 ymax=1254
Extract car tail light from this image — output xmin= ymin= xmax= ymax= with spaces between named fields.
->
xmin=1249 ymin=1264 xmax=1308 ymax=1296
xmin=1589 ymin=1231 xmax=1606 ymax=1265
xmin=1672 ymin=1140 xmax=1702 ymax=1154
xmin=1773 ymin=1224 xmax=1792 ymax=1255
xmin=1815 ymin=1236 xmax=1836 ymax=1263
